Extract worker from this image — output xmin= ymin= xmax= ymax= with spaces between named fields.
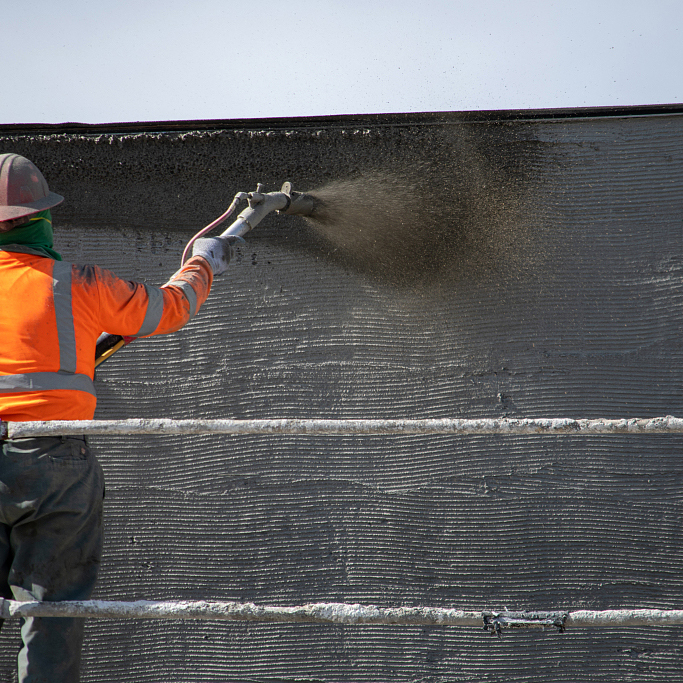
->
xmin=0 ymin=152 xmax=234 ymax=682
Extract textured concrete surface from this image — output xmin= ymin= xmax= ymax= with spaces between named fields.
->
xmin=1 ymin=107 xmax=682 ymax=681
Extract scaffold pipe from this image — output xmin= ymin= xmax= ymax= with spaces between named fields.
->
xmin=0 ymin=600 xmax=482 ymax=626
xmin=2 ymin=416 xmax=683 ymax=439
xmin=1 ymin=600 xmax=683 ymax=630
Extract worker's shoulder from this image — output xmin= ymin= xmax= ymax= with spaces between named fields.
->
xmin=72 ymin=261 xmax=102 ymax=285
xmin=1 ymin=245 xmax=51 ymax=260
xmin=0 ymin=247 xmax=56 ymax=272
xmin=72 ymin=261 xmax=144 ymax=300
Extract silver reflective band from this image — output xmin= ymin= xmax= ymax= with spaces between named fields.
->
xmin=167 ymin=279 xmax=197 ymax=318
xmin=0 ymin=372 xmax=96 ymax=397
xmin=52 ymin=261 xmax=77 ymax=373
xmin=135 ymin=285 xmax=164 ymax=336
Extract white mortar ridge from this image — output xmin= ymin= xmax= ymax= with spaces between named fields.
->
xmin=5 ymin=416 xmax=683 ymax=439
xmin=2 ymin=599 xmax=682 ymax=627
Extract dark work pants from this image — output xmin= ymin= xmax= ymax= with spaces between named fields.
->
xmin=0 ymin=436 xmax=105 ymax=683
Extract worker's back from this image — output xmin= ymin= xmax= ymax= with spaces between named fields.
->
xmin=0 ymin=248 xmax=99 ymax=421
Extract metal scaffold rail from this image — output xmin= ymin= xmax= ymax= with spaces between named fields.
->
xmin=2 ymin=599 xmax=683 ymax=633
xmin=2 ymin=416 xmax=683 ymax=439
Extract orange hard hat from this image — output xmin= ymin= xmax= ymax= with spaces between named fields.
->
xmin=0 ymin=153 xmax=64 ymax=221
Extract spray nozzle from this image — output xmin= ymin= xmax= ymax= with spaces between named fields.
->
xmin=278 ymin=181 xmax=322 ymax=218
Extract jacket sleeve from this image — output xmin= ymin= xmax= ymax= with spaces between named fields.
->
xmin=91 ymin=256 xmax=214 ymax=338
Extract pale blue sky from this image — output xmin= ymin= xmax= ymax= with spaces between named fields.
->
xmin=3 ymin=0 xmax=681 ymax=124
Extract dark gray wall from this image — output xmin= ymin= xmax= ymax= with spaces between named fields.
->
xmin=1 ymin=109 xmax=682 ymax=682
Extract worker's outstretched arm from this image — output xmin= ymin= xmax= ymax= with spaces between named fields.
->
xmin=94 ymin=237 xmax=234 ymax=366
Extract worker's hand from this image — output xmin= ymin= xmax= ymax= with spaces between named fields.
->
xmin=191 ymin=236 xmax=236 ymax=276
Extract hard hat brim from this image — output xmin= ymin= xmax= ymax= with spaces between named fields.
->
xmin=0 ymin=191 xmax=64 ymax=221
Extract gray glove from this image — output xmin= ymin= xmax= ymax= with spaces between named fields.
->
xmin=191 ymin=236 xmax=236 ymax=276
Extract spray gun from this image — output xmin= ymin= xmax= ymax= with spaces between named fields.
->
xmin=94 ymin=183 xmax=319 ymax=367
xmin=180 ymin=181 xmax=320 ymax=262
xmin=220 ymin=182 xmax=318 ymax=238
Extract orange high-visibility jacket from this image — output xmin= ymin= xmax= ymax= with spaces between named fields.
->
xmin=0 ymin=246 xmax=213 ymax=422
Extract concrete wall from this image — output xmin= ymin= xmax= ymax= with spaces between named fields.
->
xmin=1 ymin=108 xmax=682 ymax=682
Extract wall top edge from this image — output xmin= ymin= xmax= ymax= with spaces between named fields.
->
xmin=2 ymin=104 xmax=683 ymax=137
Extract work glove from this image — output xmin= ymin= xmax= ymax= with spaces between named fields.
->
xmin=191 ymin=236 xmax=237 ymax=276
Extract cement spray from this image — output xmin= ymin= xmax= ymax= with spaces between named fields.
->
xmin=292 ymin=125 xmax=550 ymax=291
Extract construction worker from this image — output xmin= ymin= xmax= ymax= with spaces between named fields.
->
xmin=0 ymin=152 xmax=233 ymax=682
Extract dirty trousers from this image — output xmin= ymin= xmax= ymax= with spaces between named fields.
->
xmin=0 ymin=436 xmax=104 ymax=683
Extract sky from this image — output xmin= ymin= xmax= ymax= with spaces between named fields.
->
xmin=3 ymin=0 xmax=682 ymax=124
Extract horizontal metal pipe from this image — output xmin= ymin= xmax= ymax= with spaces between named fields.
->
xmin=3 ymin=416 xmax=683 ymax=439
xmin=2 ymin=600 xmax=683 ymax=628
xmin=0 ymin=599 xmax=481 ymax=626
xmin=566 ymin=610 xmax=683 ymax=627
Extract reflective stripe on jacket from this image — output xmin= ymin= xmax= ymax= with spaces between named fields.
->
xmin=0 ymin=247 xmax=213 ymax=421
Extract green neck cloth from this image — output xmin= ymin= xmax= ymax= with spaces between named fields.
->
xmin=0 ymin=209 xmax=62 ymax=261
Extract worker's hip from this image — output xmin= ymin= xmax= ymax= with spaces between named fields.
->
xmin=2 ymin=435 xmax=90 ymax=463
xmin=1 ymin=436 xmax=104 ymax=527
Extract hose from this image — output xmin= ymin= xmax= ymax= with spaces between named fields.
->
xmin=180 ymin=192 xmax=246 ymax=266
